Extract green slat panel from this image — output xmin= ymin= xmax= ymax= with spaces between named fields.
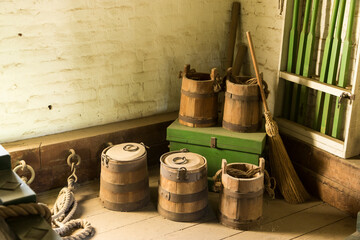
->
xmin=313 ymin=0 xmax=340 ymax=130
xmin=283 ymin=0 xmax=300 ymax=119
xmin=166 ymin=119 xmax=266 ymax=155
xmin=290 ymin=0 xmax=312 ymax=122
xmin=332 ymin=0 xmax=356 ymax=139
xmin=320 ymin=0 xmax=346 ymax=134
xmin=297 ymin=0 xmax=320 ymax=124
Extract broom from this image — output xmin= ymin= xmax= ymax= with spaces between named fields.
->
xmin=246 ymin=32 xmax=310 ymax=204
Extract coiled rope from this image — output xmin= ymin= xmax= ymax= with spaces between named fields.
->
xmin=0 ymin=203 xmax=51 ymax=223
xmin=51 ymin=149 xmax=94 ymax=240
xmin=5 ymin=151 xmax=94 ymax=240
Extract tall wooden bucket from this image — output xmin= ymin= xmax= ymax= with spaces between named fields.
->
xmin=158 ymin=150 xmax=208 ymax=221
xmin=100 ymin=143 xmax=150 ymax=211
xmin=222 ymin=80 xmax=261 ymax=132
xmin=219 ymin=158 xmax=264 ymax=230
xmin=179 ymin=64 xmax=218 ymax=127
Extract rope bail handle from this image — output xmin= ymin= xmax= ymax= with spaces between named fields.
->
xmin=264 ymin=169 xmax=277 ymax=200
xmin=258 ymin=157 xmax=276 ymax=199
xmin=211 ymin=67 xmax=222 ymax=93
xmin=211 ymin=159 xmax=228 ymax=193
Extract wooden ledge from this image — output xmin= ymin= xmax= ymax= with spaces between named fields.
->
xmin=2 ymin=112 xmax=178 ymax=193
xmin=3 ymin=112 xmax=178 ymax=152
xmin=282 ymin=134 xmax=360 ymax=216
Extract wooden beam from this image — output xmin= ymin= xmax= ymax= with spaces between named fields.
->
xmin=2 ymin=112 xmax=177 ymax=193
xmin=280 ymin=71 xmax=352 ymax=98
xmin=282 ymin=133 xmax=360 ymax=216
xmin=276 ymin=117 xmax=344 ymax=157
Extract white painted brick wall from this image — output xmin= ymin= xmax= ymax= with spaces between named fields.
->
xmin=0 ymin=0 xmax=283 ymax=142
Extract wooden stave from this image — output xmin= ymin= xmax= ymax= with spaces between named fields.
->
xmin=218 ymin=212 xmax=261 ymax=230
xmin=158 ymin=158 xmax=208 ymax=222
xmin=101 ymin=189 xmax=150 ymax=212
xmin=179 ymin=75 xmax=218 ymax=128
xmin=219 ymin=162 xmax=264 ymax=229
xmin=157 ymin=204 xmax=208 ymax=222
xmin=222 ymin=80 xmax=261 ymax=132
xmin=99 ymin=152 xmax=150 ymax=211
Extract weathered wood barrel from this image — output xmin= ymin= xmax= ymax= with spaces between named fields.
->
xmin=100 ymin=143 xmax=150 ymax=211
xmin=179 ymin=64 xmax=218 ymax=127
xmin=219 ymin=158 xmax=264 ymax=230
xmin=158 ymin=150 xmax=208 ymax=221
xmin=222 ymin=79 xmax=261 ymax=132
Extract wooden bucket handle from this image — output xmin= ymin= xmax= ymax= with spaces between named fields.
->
xmin=221 ymin=159 xmax=228 ymax=175
xmin=226 ymin=67 xmax=232 ymax=81
xmin=179 ymin=64 xmax=191 ymax=79
xmin=184 ymin=64 xmax=190 ymax=75
xmin=210 ymin=68 xmax=218 ymax=81
xmin=259 ymin=157 xmax=265 ymax=173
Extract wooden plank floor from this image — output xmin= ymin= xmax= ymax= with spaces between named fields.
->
xmin=37 ymin=166 xmax=356 ymax=240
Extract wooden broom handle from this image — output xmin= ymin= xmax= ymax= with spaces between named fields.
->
xmin=246 ymin=31 xmax=269 ymax=112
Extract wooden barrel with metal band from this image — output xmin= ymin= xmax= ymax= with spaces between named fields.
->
xmin=219 ymin=158 xmax=264 ymax=230
xmin=179 ymin=64 xmax=218 ymax=128
xmin=222 ymin=79 xmax=261 ymax=132
xmin=100 ymin=143 xmax=150 ymax=211
xmin=158 ymin=150 xmax=208 ymax=222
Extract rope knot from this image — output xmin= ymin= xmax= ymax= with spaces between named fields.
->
xmin=264 ymin=111 xmax=279 ymax=137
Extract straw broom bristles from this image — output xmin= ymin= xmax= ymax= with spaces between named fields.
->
xmin=264 ymin=111 xmax=310 ymax=203
xmin=247 ymin=31 xmax=310 ymax=204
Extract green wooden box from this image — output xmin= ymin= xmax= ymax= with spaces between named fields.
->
xmin=167 ymin=119 xmax=267 ymax=185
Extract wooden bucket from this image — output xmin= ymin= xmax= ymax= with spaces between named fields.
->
xmin=219 ymin=158 xmax=264 ymax=230
xmin=158 ymin=150 xmax=208 ymax=221
xmin=179 ymin=64 xmax=218 ymax=127
xmin=222 ymin=79 xmax=261 ymax=132
xmin=100 ymin=143 xmax=150 ymax=211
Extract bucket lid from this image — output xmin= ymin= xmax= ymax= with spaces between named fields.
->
xmin=162 ymin=152 xmax=206 ymax=170
xmin=106 ymin=143 xmax=146 ymax=161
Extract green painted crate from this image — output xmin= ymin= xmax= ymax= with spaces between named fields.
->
xmin=167 ymin=119 xmax=266 ymax=186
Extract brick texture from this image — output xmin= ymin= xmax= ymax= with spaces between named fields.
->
xmin=0 ymin=0 xmax=284 ymax=143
